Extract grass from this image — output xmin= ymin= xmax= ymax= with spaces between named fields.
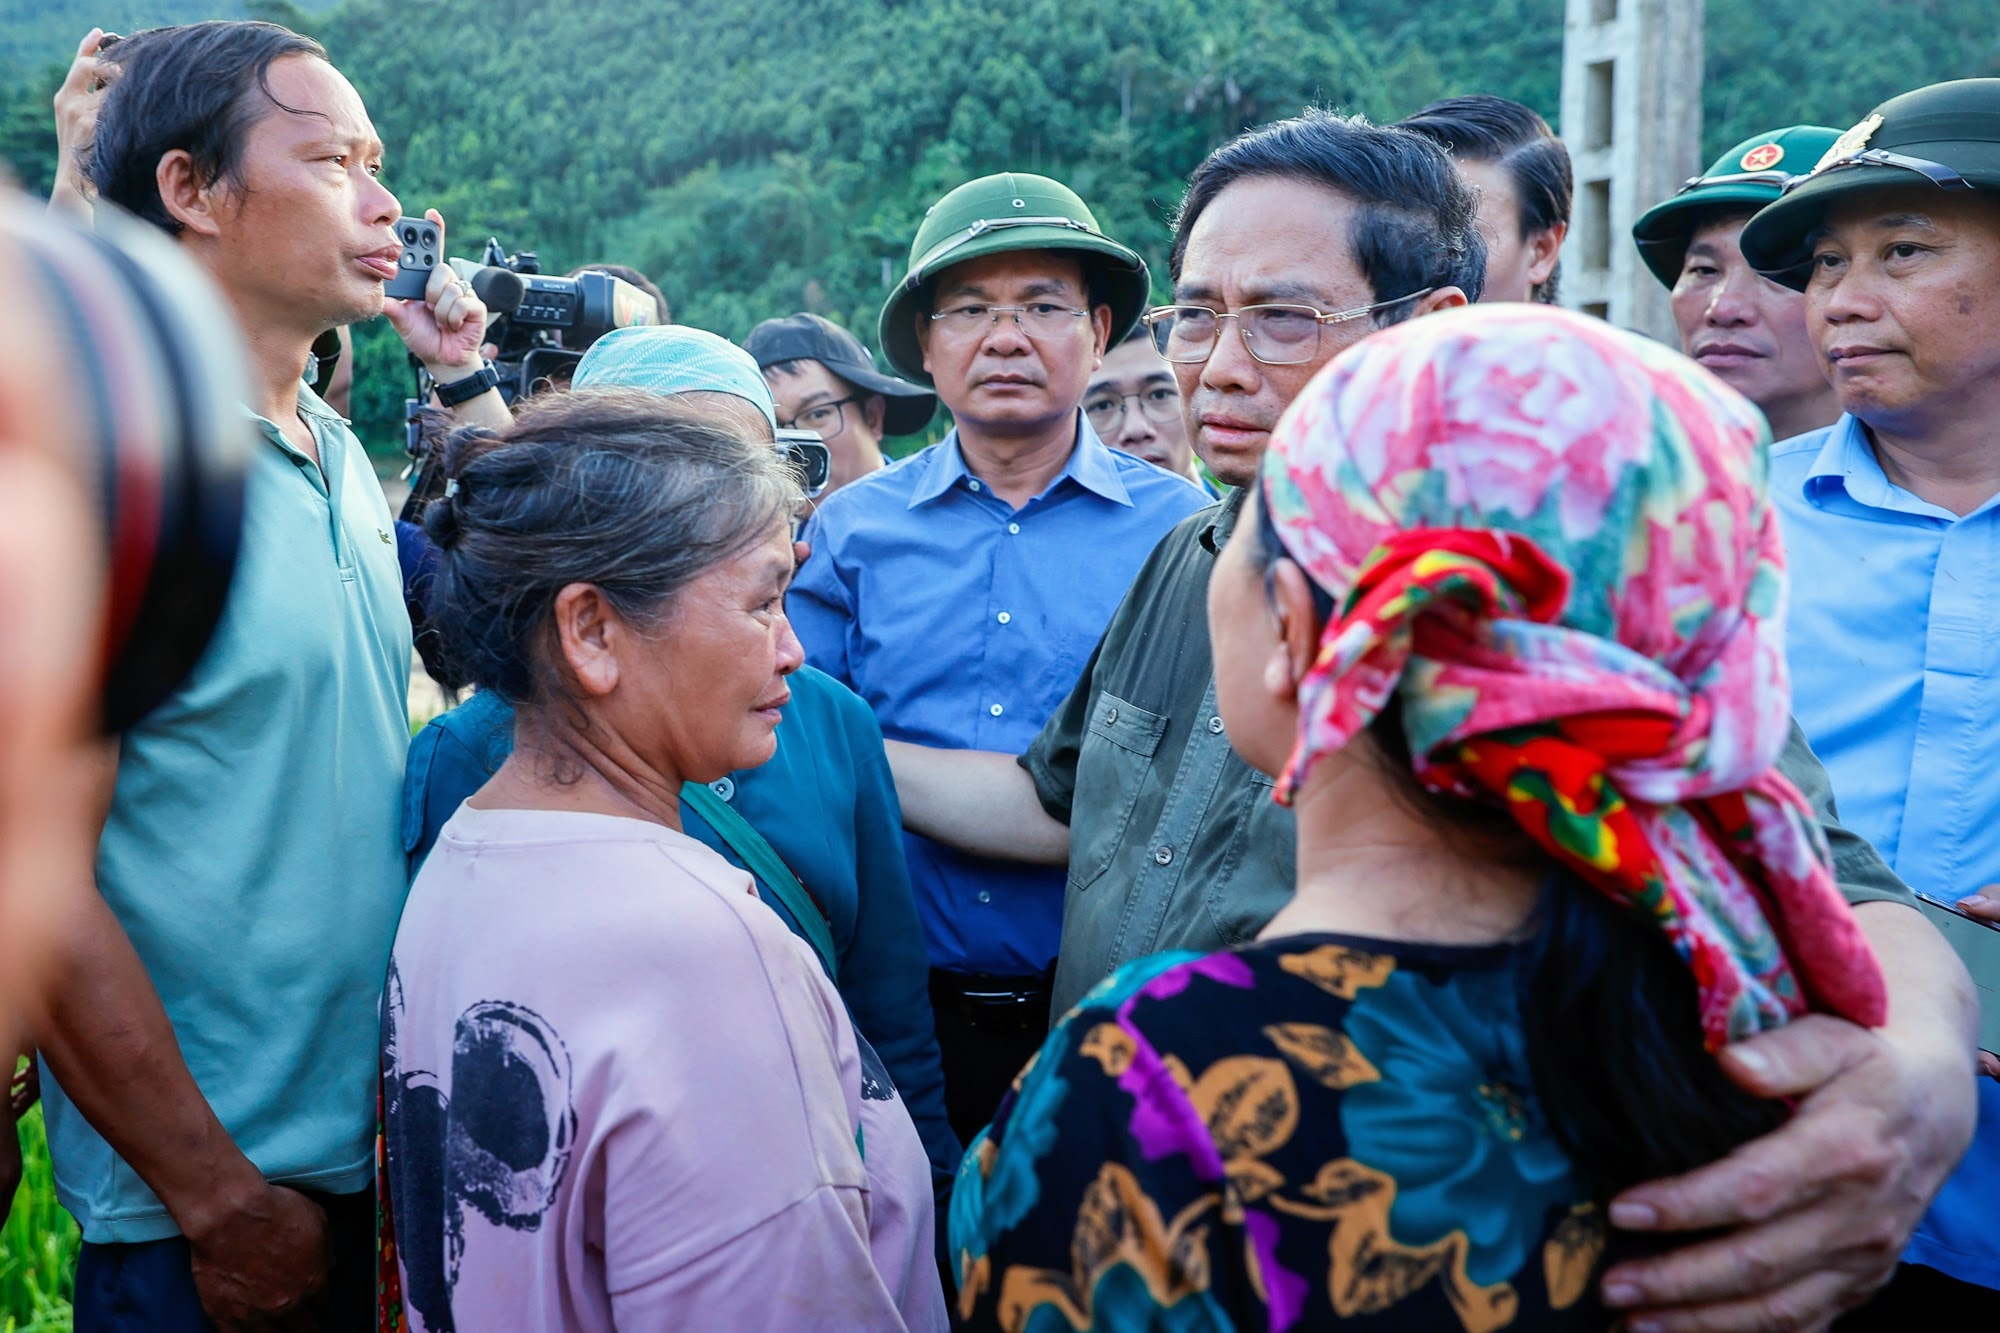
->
xmin=1 ymin=1107 xmax=78 ymax=1331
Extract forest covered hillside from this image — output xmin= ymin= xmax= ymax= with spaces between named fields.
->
xmin=3 ymin=0 xmax=1995 ymax=454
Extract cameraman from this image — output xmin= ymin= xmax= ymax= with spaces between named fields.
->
xmin=36 ymin=20 xmax=500 ymax=1330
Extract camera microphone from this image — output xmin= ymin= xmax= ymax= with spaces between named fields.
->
xmin=447 ymin=257 xmax=524 ymax=316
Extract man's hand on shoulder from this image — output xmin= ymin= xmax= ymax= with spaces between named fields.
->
xmin=1598 ymin=1012 xmax=1976 ymax=1331
xmin=183 ymin=1176 xmax=332 ymax=1331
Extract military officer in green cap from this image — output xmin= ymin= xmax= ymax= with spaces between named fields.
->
xmin=1736 ymin=79 xmax=2000 ymax=1324
xmin=788 ymin=172 xmax=1209 ymax=1142
xmin=1633 ymin=125 xmax=1844 ymax=442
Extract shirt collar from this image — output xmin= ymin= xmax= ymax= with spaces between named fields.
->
xmin=906 ymin=412 xmax=1135 ymax=509
xmin=1803 ymin=414 xmax=1969 ymax=522
xmin=1199 ymin=485 xmax=1248 ymax=554
xmin=244 ymin=382 xmax=340 ymax=469
xmin=296 ymin=379 xmax=346 ymax=425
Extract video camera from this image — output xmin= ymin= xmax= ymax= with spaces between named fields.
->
xmin=452 ymin=237 xmax=661 ymax=402
xmin=401 ymin=236 xmax=659 ymax=519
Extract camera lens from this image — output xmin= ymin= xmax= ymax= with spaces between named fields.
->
xmin=3 ymin=200 xmax=249 ymax=733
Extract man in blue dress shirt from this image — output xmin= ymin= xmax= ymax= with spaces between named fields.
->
xmin=1741 ymin=78 xmax=2000 ymax=1324
xmin=788 ymin=172 xmax=1209 ymax=1139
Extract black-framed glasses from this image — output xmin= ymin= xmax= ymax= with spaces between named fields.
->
xmin=1142 ymin=290 xmax=1433 ymax=365
xmin=1083 ymin=384 xmax=1182 ymax=431
xmin=778 ymin=395 xmax=862 ymax=438
xmin=928 ymin=302 xmax=1090 ymax=341
xmin=1785 ymin=148 xmax=1974 ymax=194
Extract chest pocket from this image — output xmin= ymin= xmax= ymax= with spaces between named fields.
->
xmin=1068 ymin=691 xmax=1166 ymax=895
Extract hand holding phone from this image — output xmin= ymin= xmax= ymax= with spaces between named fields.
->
xmin=385 ymin=215 xmax=441 ymax=301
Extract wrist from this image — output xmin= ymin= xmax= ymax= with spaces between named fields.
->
xmin=164 ymin=1152 xmax=268 ymax=1244
xmin=424 ymin=355 xmax=485 ymax=384
xmin=431 ymin=359 xmax=501 ymax=408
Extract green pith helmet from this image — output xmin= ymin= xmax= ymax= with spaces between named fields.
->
xmin=1742 ymin=79 xmax=2000 ymax=290
xmin=1631 ymin=125 xmax=1842 ymax=288
xmin=876 ymin=172 xmax=1150 ymax=386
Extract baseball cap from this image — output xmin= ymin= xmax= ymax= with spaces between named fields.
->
xmin=742 ymin=313 xmax=937 ymax=436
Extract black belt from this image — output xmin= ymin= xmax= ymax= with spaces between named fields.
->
xmin=929 ymin=970 xmax=1053 ymax=1030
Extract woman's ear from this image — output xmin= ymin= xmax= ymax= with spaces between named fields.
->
xmin=1265 ymin=558 xmax=1324 ymax=704
xmin=551 ymin=583 xmax=621 ymax=698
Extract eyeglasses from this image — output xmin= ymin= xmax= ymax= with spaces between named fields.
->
xmin=1083 ymin=385 xmax=1182 ymax=432
xmin=1784 ymin=148 xmax=1974 ymax=194
xmin=1142 ymin=291 xmax=1433 ymax=365
xmin=777 ymin=395 xmax=862 ymax=438
xmin=928 ymin=302 xmax=1090 ymax=341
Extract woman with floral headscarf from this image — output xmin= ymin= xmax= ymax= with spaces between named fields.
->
xmin=946 ymin=304 xmax=1888 ymax=1331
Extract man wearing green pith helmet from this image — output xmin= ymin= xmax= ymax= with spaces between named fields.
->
xmin=786 ymin=173 xmax=1208 ymax=1143
xmin=1633 ymin=125 xmax=1845 ymax=442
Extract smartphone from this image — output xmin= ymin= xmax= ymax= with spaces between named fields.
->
xmin=385 ymin=216 xmax=441 ymax=301
xmin=1913 ymin=890 xmax=2000 ymax=1055
xmin=777 ymin=429 xmax=831 ymax=498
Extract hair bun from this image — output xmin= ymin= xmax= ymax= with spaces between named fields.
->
xmin=421 ymin=486 xmax=463 ymax=549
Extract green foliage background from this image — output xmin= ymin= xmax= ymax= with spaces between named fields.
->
xmin=5 ymin=0 xmax=1996 ymax=462
xmin=0 ymin=0 xmax=1996 ymax=1317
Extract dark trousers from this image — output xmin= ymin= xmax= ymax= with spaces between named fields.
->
xmin=929 ymin=970 xmax=1054 ymax=1147
xmin=1834 ymin=1262 xmax=2000 ymax=1330
xmin=74 ymin=1186 xmax=376 ymax=1332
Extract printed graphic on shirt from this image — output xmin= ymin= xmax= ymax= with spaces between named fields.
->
xmin=384 ymin=964 xmax=579 ymax=1332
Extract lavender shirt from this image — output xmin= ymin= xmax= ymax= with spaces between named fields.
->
xmin=384 ymin=805 xmax=947 ymax=1331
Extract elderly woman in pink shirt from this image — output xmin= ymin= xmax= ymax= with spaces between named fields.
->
xmin=381 ymin=386 xmax=945 ymax=1332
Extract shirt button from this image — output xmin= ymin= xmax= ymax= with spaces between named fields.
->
xmin=977 ymin=889 xmax=992 ymax=904
xmin=989 ymin=703 xmax=1004 ymax=717
xmin=1208 ymin=716 xmax=1225 ymax=734
xmin=997 ymin=611 xmax=1012 ymax=625
xmin=968 ymin=479 xmax=983 ymax=492
xmin=1105 ymin=708 xmax=1120 ymax=725
xmin=710 ymin=777 xmax=736 ymax=801
xmin=1154 ymin=846 xmax=1175 ymax=866
xmin=1007 ymin=522 xmax=1021 ymax=534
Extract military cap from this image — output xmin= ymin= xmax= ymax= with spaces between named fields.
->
xmin=1741 ymin=79 xmax=2000 ymax=290
xmin=877 ymin=172 xmax=1149 ymax=386
xmin=1632 ymin=125 xmax=1842 ymax=288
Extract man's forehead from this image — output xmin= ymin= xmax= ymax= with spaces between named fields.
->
xmin=1092 ymin=340 xmax=1172 ymax=387
xmin=1176 ymin=176 xmax=1369 ymax=303
xmin=1688 ymin=213 xmax=1751 ymax=251
xmin=935 ymin=250 xmax=1087 ymax=296
xmin=1817 ymin=183 xmax=1962 ymax=234
xmin=260 ymin=55 xmax=377 ymax=144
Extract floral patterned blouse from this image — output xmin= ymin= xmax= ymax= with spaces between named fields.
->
xmin=948 ymin=935 xmax=1611 ymax=1331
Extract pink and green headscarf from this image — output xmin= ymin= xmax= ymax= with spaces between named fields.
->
xmin=1260 ymin=304 xmax=1886 ymax=1048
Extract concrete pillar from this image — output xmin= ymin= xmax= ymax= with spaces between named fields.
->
xmin=1558 ymin=0 xmax=1704 ymax=342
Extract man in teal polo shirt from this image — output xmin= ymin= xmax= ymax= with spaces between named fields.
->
xmin=35 ymin=21 xmax=506 ymax=1328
